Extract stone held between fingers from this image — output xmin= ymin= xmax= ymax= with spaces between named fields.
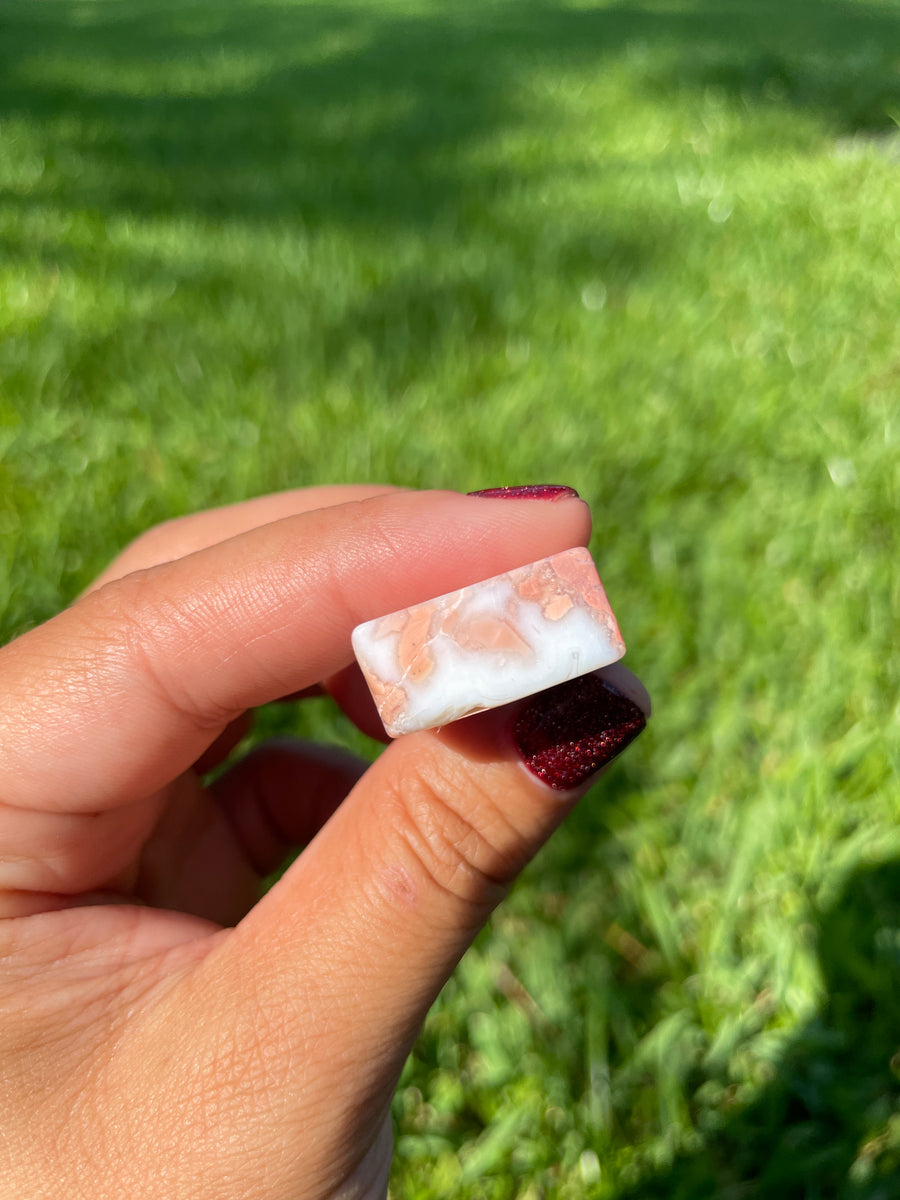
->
xmin=351 ymin=547 xmax=627 ymax=737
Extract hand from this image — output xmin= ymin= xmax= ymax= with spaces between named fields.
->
xmin=0 ymin=485 xmax=647 ymax=1199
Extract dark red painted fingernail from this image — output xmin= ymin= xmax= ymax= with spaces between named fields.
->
xmin=468 ymin=485 xmax=580 ymax=501
xmin=513 ymin=674 xmax=646 ymax=790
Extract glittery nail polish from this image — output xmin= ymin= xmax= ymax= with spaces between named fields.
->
xmin=513 ymin=673 xmax=646 ymax=790
xmin=468 ymin=485 xmax=580 ymax=501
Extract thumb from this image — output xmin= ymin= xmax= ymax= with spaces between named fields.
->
xmin=211 ymin=663 xmax=648 ymax=1116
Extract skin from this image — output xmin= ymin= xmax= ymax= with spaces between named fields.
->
xmin=0 ymin=485 xmax=644 ymax=1199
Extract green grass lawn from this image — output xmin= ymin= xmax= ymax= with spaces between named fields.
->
xmin=2 ymin=0 xmax=899 ymax=1194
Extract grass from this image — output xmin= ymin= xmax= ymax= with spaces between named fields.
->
xmin=2 ymin=0 xmax=899 ymax=1194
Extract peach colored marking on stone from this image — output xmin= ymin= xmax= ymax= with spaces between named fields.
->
xmin=370 ymin=677 xmax=407 ymax=729
xmin=552 ymin=547 xmax=603 ymax=597
xmin=397 ymin=603 xmax=437 ymax=682
xmin=515 ymin=565 xmax=551 ymax=604
xmin=547 ymin=550 xmax=622 ymax=636
xmin=513 ymin=558 xmax=591 ymax=623
xmin=439 ymin=603 xmax=462 ymax=638
xmin=515 ymin=550 xmax=624 ymax=650
xmin=583 ymin=583 xmax=615 ymax=614
xmin=453 ymin=612 xmax=533 ymax=656
xmin=543 ymin=592 xmax=574 ymax=620
xmin=375 ymin=610 xmax=408 ymax=638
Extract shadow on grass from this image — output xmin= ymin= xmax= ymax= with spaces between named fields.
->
xmin=3 ymin=0 xmax=899 ymax=430
xmin=1 ymin=0 xmax=899 ymax=234
xmin=620 ymin=858 xmax=900 ymax=1199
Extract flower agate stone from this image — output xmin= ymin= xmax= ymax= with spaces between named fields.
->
xmin=351 ymin=547 xmax=626 ymax=737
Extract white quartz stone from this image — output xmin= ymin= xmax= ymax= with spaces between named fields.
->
xmin=351 ymin=547 xmax=626 ymax=737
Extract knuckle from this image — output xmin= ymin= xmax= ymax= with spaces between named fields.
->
xmin=86 ymin=574 xmax=236 ymax=730
xmin=385 ymin=757 xmax=526 ymax=913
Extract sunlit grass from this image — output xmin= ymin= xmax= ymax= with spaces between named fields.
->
xmin=2 ymin=0 xmax=899 ymax=1194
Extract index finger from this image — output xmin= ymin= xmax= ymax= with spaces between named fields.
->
xmin=0 ymin=489 xmax=592 ymax=816
xmin=85 ymin=484 xmax=401 ymax=591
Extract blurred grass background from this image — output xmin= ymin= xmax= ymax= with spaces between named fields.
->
xmin=1 ymin=0 xmax=899 ymax=1194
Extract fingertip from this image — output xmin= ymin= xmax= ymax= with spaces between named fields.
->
xmin=595 ymin=661 xmax=652 ymax=717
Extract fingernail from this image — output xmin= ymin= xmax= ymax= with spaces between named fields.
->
xmin=513 ymin=673 xmax=646 ymax=791
xmin=468 ymin=485 xmax=580 ymax=501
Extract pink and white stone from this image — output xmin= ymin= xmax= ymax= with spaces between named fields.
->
xmin=351 ymin=546 xmax=626 ymax=737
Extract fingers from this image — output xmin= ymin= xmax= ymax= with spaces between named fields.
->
xmin=85 ymin=484 xmax=401 ymax=592
xmin=210 ymin=739 xmax=368 ymax=876
xmin=88 ymin=488 xmax=402 ymax=749
xmin=131 ymin=739 xmax=370 ymax=923
xmin=205 ymin=667 xmax=648 ymax=1123
xmin=0 ymin=487 xmax=589 ymax=826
